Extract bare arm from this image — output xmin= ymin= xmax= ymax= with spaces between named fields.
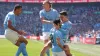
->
xmin=41 ymin=17 xmax=53 ymax=24
xmin=8 ymin=20 xmax=21 ymax=34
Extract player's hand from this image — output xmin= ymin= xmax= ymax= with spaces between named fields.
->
xmin=50 ymin=21 xmax=53 ymax=24
xmin=18 ymin=30 xmax=27 ymax=35
xmin=20 ymin=30 xmax=27 ymax=35
xmin=17 ymin=31 xmax=22 ymax=35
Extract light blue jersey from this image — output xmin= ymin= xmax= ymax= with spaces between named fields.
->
xmin=50 ymin=28 xmax=64 ymax=52
xmin=59 ymin=21 xmax=72 ymax=40
xmin=4 ymin=11 xmax=16 ymax=30
xmin=39 ymin=8 xmax=59 ymax=32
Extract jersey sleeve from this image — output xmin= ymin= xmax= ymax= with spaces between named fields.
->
xmin=55 ymin=10 xmax=60 ymax=20
xmin=39 ymin=10 xmax=44 ymax=19
xmin=7 ymin=15 xmax=14 ymax=24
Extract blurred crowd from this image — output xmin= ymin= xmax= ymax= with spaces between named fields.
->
xmin=0 ymin=2 xmax=100 ymax=36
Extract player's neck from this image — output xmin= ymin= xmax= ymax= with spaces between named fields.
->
xmin=55 ymin=27 xmax=60 ymax=30
xmin=14 ymin=11 xmax=17 ymax=16
xmin=63 ymin=19 xmax=68 ymax=23
xmin=45 ymin=8 xmax=51 ymax=12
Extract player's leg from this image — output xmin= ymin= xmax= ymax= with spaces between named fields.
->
xmin=40 ymin=40 xmax=52 ymax=56
xmin=41 ymin=32 xmax=50 ymax=56
xmin=15 ymin=41 xmax=21 ymax=56
xmin=16 ymin=42 xmax=28 ymax=56
xmin=16 ymin=41 xmax=27 ymax=56
xmin=15 ymin=36 xmax=28 ymax=46
xmin=40 ymin=42 xmax=49 ymax=56
xmin=5 ymin=27 xmax=28 ymax=56
xmin=52 ymin=52 xmax=57 ymax=56
xmin=64 ymin=45 xmax=72 ymax=56
xmin=5 ymin=29 xmax=23 ymax=56
xmin=15 ymin=36 xmax=28 ymax=56
xmin=44 ymin=40 xmax=50 ymax=56
xmin=63 ymin=39 xmax=72 ymax=56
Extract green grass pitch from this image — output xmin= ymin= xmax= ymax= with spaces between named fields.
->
xmin=0 ymin=39 xmax=96 ymax=56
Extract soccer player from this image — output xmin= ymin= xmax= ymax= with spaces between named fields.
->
xmin=59 ymin=11 xmax=72 ymax=56
xmin=39 ymin=0 xmax=59 ymax=56
xmin=51 ymin=19 xmax=66 ymax=56
xmin=40 ymin=11 xmax=72 ymax=56
xmin=4 ymin=4 xmax=28 ymax=56
xmin=50 ymin=19 xmax=66 ymax=56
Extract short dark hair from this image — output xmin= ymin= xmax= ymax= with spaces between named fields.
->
xmin=14 ymin=4 xmax=22 ymax=11
xmin=60 ymin=11 xmax=68 ymax=16
xmin=53 ymin=19 xmax=61 ymax=25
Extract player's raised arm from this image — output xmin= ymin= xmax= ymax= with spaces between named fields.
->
xmin=41 ymin=17 xmax=53 ymax=24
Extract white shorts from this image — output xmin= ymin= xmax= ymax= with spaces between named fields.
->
xmin=64 ymin=42 xmax=68 ymax=45
xmin=5 ymin=28 xmax=19 ymax=44
xmin=52 ymin=51 xmax=66 ymax=56
xmin=40 ymin=32 xmax=50 ymax=40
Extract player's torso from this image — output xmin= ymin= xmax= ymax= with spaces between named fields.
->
xmin=4 ymin=11 xmax=16 ymax=30
xmin=61 ymin=21 xmax=72 ymax=39
xmin=42 ymin=9 xmax=58 ymax=20
xmin=50 ymin=28 xmax=64 ymax=52
xmin=41 ymin=9 xmax=59 ymax=32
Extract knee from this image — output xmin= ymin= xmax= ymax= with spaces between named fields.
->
xmin=25 ymin=40 xmax=28 ymax=45
xmin=15 ymin=41 xmax=21 ymax=46
xmin=23 ymin=40 xmax=28 ymax=45
xmin=64 ymin=45 xmax=70 ymax=49
xmin=44 ymin=45 xmax=48 ymax=49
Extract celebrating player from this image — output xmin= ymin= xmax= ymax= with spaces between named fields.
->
xmin=40 ymin=11 xmax=72 ymax=56
xmin=59 ymin=11 xmax=72 ymax=56
xmin=4 ymin=4 xmax=28 ymax=56
xmin=44 ymin=19 xmax=66 ymax=56
xmin=50 ymin=19 xmax=66 ymax=56
xmin=39 ymin=0 xmax=59 ymax=56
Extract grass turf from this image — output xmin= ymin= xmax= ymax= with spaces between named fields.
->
xmin=0 ymin=39 xmax=92 ymax=56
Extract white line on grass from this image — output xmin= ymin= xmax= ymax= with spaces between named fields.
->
xmin=70 ymin=44 xmax=100 ymax=56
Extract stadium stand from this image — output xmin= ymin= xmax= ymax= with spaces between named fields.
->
xmin=0 ymin=2 xmax=100 ymax=35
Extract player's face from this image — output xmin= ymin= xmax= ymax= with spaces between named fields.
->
xmin=43 ymin=2 xmax=50 ymax=11
xmin=60 ymin=15 xmax=65 ymax=22
xmin=16 ymin=8 xmax=22 ymax=15
xmin=60 ymin=15 xmax=68 ymax=22
xmin=53 ymin=23 xmax=60 ymax=29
